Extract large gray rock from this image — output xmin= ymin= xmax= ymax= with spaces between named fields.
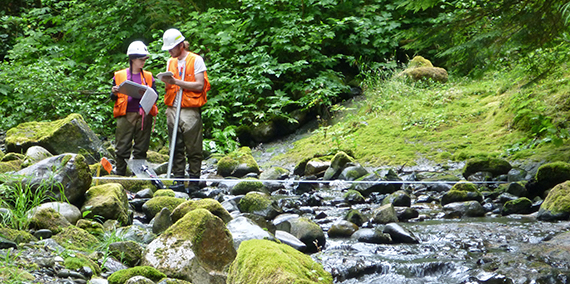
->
xmin=372 ymin=203 xmax=399 ymax=224
xmin=226 ymin=216 xmax=275 ymax=251
xmin=142 ymin=209 xmax=236 ymax=284
xmin=287 ymin=217 xmax=326 ymax=253
xmin=5 ymin=113 xmax=110 ymax=164
xmin=14 ymin=153 xmax=92 ymax=205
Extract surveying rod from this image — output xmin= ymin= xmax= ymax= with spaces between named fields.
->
xmin=166 ymin=64 xmax=187 ymax=179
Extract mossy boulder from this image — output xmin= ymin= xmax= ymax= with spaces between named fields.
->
xmin=502 ymin=197 xmax=533 ymax=216
xmin=343 ymin=190 xmax=365 ymax=204
xmin=107 ymin=266 xmax=166 ymax=284
xmin=142 ymin=196 xmax=186 ymax=220
xmin=64 ymin=253 xmax=101 ymax=276
xmin=0 ymin=159 xmax=22 ymax=173
xmin=14 ymin=153 xmax=92 ymax=205
xmin=155 ymin=189 xmax=176 ymax=197
xmin=462 ymin=157 xmax=512 ymax=179
xmin=226 ymin=239 xmax=333 ymax=284
xmin=344 ymin=209 xmax=367 ymax=227
xmin=217 ymin=147 xmax=260 ymax=178
xmin=76 ymin=219 xmax=105 ymax=238
xmin=142 ymin=208 xmax=236 ymax=283
xmin=0 ymin=228 xmax=38 ymax=244
xmin=323 ymin=151 xmax=354 ymax=180
xmin=147 ymin=150 xmax=169 ymax=164
xmin=238 ymin=192 xmax=283 ymax=220
xmin=231 ymin=179 xmax=268 ymax=195
xmin=401 ymin=66 xmax=448 ymax=83
xmin=108 ymin=240 xmax=144 ymax=267
xmin=171 ymin=198 xmax=233 ymax=224
xmin=28 ymin=207 xmax=72 ymax=234
xmin=441 ymin=182 xmax=483 ymax=206
xmin=526 ymin=161 xmax=570 ymax=199
xmin=52 ymin=225 xmax=100 ymax=251
xmin=259 ymin=166 xmax=290 ymax=180
xmin=5 ymin=113 xmax=110 ymax=164
xmin=407 ymin=55 xmax=434 ymax=68
xmin=81 ymin=183 xmax=131 ymax=225
xmin=382 ymin=190 xmax=411 ymax=207
xmin=537 ymin=181 xmax=570 ymax=221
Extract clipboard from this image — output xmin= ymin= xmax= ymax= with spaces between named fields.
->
xmin=118 ymin=80 xmax=148 ymax=99
xmin=139 ymin=88 xmax=158 ymax=115
xmin=157 ymin=71 xmax=174 ymax=81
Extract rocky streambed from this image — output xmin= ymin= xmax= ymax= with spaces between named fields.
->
xmin=3 ymin=115 xmax=570 ymax=284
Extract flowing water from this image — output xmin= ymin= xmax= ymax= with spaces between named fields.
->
xmin=250 ymin=124 xmax=570 ymax=284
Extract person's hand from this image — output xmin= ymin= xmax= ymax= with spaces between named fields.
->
xmin=161 ymin=75 xmax=176 ymax=86
xmin=112 ymin=85 xmax=119 ymax=93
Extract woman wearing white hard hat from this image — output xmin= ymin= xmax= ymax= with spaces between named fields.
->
xmin=110 ymin=40 xmax=159 ymax=176
xmin=159 ymin=28 xmax=210 ymax=193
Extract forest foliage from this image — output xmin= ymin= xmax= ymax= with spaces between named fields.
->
xmin=1 ymin=0 xmax=569 ymax=155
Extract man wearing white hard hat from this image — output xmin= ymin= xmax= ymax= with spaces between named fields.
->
xmin=110 ymin=40 xmax=158 ymax=176
xmin=159 ymin=28 xmax=210 ymax=193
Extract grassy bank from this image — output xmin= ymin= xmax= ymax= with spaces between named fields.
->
xmin=274 ymin=64 xmax=570 ymax=167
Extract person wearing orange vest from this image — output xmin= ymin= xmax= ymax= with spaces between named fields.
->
xmin=110 ymin=40 xmax=158 ymax=176
xmin=160 ymin=28 xmax=210 ymax=193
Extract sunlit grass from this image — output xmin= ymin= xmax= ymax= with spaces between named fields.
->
xmin=275 ymin=66 xmax=570 ymax=167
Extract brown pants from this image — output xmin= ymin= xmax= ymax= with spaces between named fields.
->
xmin=166 ymin=107 xmax=203 ymax=178
xmin=115 ymin=112 xmax=153 ymax=175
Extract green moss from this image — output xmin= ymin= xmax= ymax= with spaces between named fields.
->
xmin=451 ymin=182 xmax=479 ymax=192
xmin=541 ymin=181 xmax=570 ymax=215
xmin=239 ymin=192 xmax=272 ymax=213
xmin=171 ymin=198 xmax=232 ymax=224
xmin=6 ymin=113 xmax=84 ymax=149
xmin=0 ymin=228 xmax=38 ymax=244
xmin=64 ymin=253 xmax=101 ymax=275
xmin=28 ymin=207 xmax=70 ymax=234
xmin=163 ymin=208 xmax=235 ymax=268
xmin=227 ymin=239 xmax=332 ymax=284
xmin=143 ymin=196 xmax=186 ymax=219
xmin=0 ymin=267 xmax=35 ymax=282
xmin=462 ymin=157 xmax=512 ymax=178
xmin=107 ymin=266 xmax=166 ymax=284
xmin=407 ymin=55 xmax=434 ymax=68
xmin=535 ymin=161 xmax=570 ymax=183
xmin=146 ymin=150 xmax=169 ymax=164
xmin=217 ymin=147 xmax=260 ymax=177
xmin=0 ymin=160 xmax=22 ymax=173
xmin=76 ymin=219 xmax=105 ymax=238
xmin=232 ymin=178 xmax=266 ymax=195
xmin=52 ymin=225 xmax=100 ymax=252
xmin=155 ymin=189 xmax=176 ymax=197
xmin=343 ymin=190 xmax=364 ymax=200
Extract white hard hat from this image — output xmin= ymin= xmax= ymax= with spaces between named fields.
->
xmin=162 ymin=28 xmax=185 ymax=51
xmin=127 ymin=41 xmax=150 ymax=57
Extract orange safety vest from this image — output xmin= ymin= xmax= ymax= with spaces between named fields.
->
xmin=113 ymin=68 xmax=159 ymax=118
xmin=164 ymin=53 xmax=210 ymax=108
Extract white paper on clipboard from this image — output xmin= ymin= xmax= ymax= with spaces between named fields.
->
xmin=157 ymin=71 xmax=174 ymax=81
xmin=118 ymin=80 xmax=148 ymax=99
xmin=139 ymin=88 xmax=158 ymax=115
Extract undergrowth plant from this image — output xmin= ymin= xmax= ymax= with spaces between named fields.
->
xmin=0 ymin=174 xmax=67 ymax=230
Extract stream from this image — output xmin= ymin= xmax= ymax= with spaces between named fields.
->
xmin=248 ymin=123 xmax=570 ymax=284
